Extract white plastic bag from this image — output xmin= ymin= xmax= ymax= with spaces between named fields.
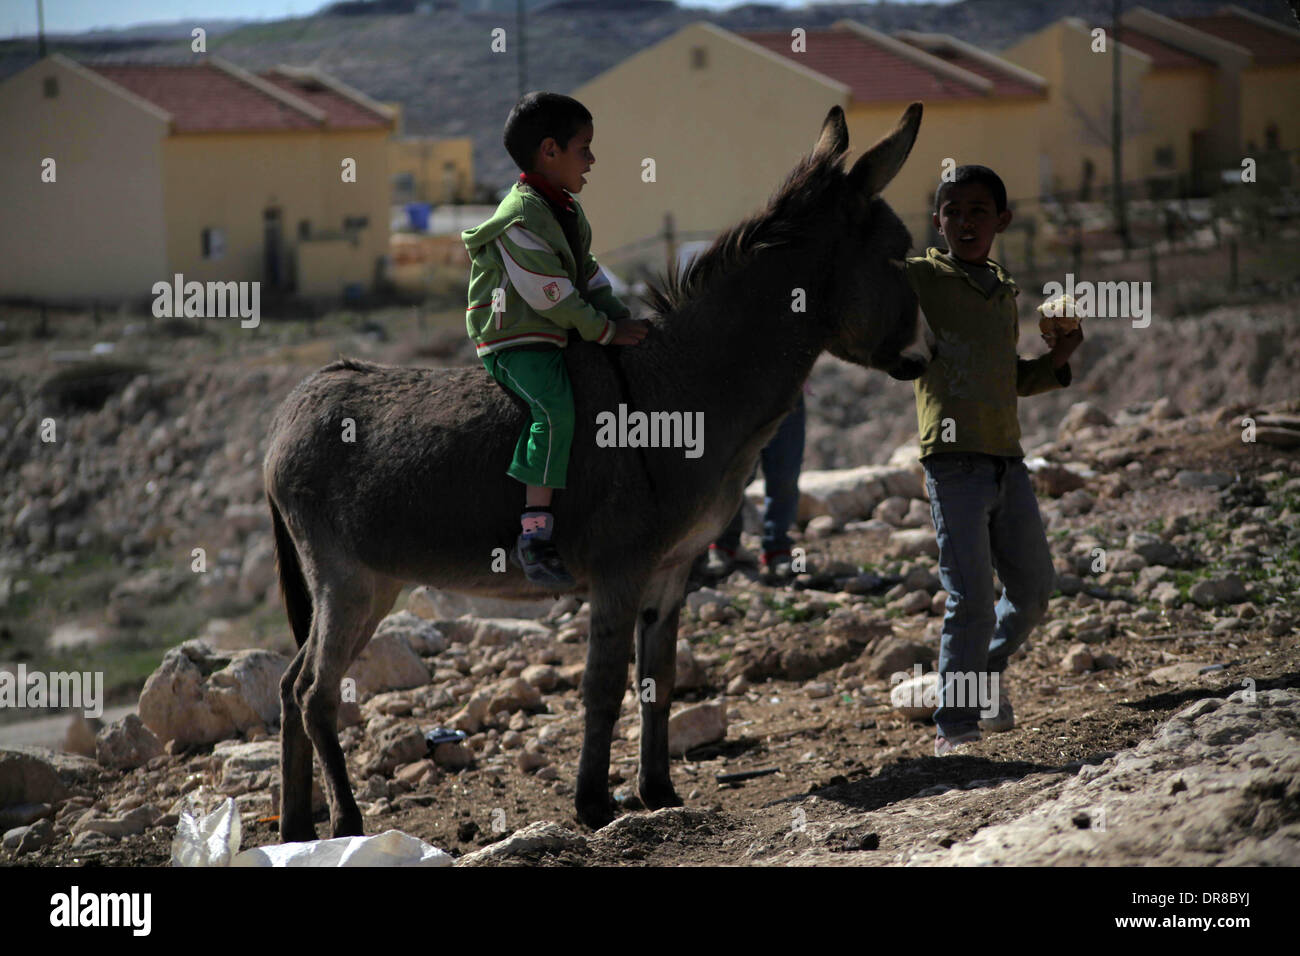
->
xmin=232 ymin=828 xmax=452 ymax=867
xmin=171 ymin=796 xmax=241 ymax=867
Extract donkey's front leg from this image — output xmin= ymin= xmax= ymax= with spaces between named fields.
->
xmin=575 ymin=580 xmax=640 ymax=830
xmin=636 ymin=562 xmax=692 ymax=811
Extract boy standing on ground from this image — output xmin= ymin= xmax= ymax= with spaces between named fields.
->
xmin=462 ymin=92 xmax=647 ymax=588
xmin=905 ymin=165 xmax=1083 ymax=756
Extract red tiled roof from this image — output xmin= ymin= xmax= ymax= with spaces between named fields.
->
xmin=86 ymin=61 xmax=390 ymax=133
xmin=89 ymin=63 xmax=320 ymax=132
xmin=1112 ymin=26 xmax=1216 ymax=69
xmin=1177 ymin=14 xmax=1300 ymax=65
xmin=259 ymin=71 xmax=390 ymax=130
xmin=895 ymin=37 xmax=1044 ymax=96
xmin=741 ymin=29 xmax=987 ymax=103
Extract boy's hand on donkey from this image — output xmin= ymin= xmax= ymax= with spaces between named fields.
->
xmin=611 ymin=318 xmax=649 ymax=346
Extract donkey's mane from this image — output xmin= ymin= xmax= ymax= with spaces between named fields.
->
xmin=643 ymin=149 xmax=844 ymax=318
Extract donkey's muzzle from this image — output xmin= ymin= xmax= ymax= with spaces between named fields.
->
xmin=886 ymin=308 xmax=935 ymax=380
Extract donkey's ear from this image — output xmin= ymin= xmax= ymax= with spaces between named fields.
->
xmin=812 ymin=105 xmax=850 ymax=162
xmin=847 ymin=101 xmax=923 ymax=196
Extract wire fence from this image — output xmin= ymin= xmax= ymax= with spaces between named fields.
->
xmin=596 ymin=149 xmax=1300 ymax=297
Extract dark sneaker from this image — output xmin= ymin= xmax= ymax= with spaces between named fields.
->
xmin=978 ymin=694 xmax=1015 ymax=733
xmin=934 ymin=729 xmax=981 ymax=756
xmin=515 ymin=534 xmax=575 ymax=589
xmin=760 ymin=549 xmax=796 ymax=585
xmin=704 ymin=544 xmax=738 ymax=581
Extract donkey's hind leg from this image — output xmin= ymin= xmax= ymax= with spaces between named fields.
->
xmin=636 ymin=562 xmax=692 ymax=811
xmin=296 ymin=572 xmax=404 ymax=838
xmin=279 ymin=645 xmax=317 ymax=842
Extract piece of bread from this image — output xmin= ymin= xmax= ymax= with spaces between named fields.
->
xmin=1037 ymin=294 xmax=1081 ymax=345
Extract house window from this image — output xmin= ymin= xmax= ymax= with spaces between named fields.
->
xmin=1153 ymin=145 xmax=1175 ymax=169
xmin=1265 ymin=123 xmax=1280 ymax=150
xmin=201 ymin=227 xmax=226 ymax=260
xmin=343 ymin=216 xmax=369 ymax=231
xmin=298 ymin=219 xmax=311 ymax=240
xmin=691 ymin=46 xmax=707 ymax=69
xmin=43 ymin=76 xmax=58 ymax=98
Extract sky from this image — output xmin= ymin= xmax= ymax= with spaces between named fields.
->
xmin=6 ymin=0 xmax=943 ymax=38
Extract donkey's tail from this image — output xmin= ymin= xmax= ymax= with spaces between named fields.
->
xmin=268 ymin=492 xmax=313 ymax=650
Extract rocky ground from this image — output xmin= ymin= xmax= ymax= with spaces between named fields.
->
xmin=2 ymin=390 xmax=1298 ymax=866
xmin=1 ymin=299 xmax=1298 ymax=867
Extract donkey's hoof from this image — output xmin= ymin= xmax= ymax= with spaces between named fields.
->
xmin=331 ymin=813 xmax=366 ymax=839
xmin=281 ymin=822 xmax=318 ymax=844
xmin=638 ymin=782 xmax=684 ymax=812
xmin=575 ymin=793 xmax=617 ymax=830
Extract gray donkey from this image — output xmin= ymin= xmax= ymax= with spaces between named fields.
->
xmin=264 ymin=102 xmax=932 ymax=840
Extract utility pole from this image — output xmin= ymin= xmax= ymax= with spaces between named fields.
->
xmin=516 ymin=0 xmax=526 ymax=100
xmin=37 ymin=0 xmax=46 ymax=57
xmin=1112 ymin=0 xmax=1130 ymax=251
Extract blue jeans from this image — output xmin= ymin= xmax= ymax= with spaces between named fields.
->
xmin=717 ymin=395 xmax=806 ymax=555
xmin=924 ymin=453 xmax=1055 ymax=737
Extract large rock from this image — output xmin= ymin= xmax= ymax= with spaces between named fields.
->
xmin=904 ymin=689 xmax=1300 ymax=866
xmin=373 ymin=611 xmax=447 ymax=656
xmin=467 ymin=618 xmax=553 ymax=649
xmin=774 ymin=466 xmax=922 ymax=525
xmin=1189 ymin=575 xmax=1247 ymax=608
xmin=1126 ymin=532 xmax=1180 ymax=567
xmin=887 ymin=529 xmax=939 ymax=559
xmin=890 ymin=671 xmax=941 ymax=719
xmin=63 ymin=714 xmax=101 ymax=759
xmin=407 ymin=587 xmax=557 ymax=621
xmin=0 ymin=747 xmax=99 ymax=807
xmin=138 ymin=640 xmax=291 ymax=747
xmin=362 ymin=723 xmax=427 ymax=777
xmin=867 ymin=637 xmax=933 ymax=679
xmin=95 ymin=713 xmax=163 ymax=770
xmin=346 ymin=632 xmax=431 ymax=700
xmin=667 ymin=702 xmax=727 ymax=755
xmin=487 ymin=677 xmax=542 ymax=715
xmin=215 ymin=739 xmax=280 ymax=789
xmin=1058 ymin=402 xmax=1113 ymax=439
xmin=455 ymin=821 xmax=588 ymax=866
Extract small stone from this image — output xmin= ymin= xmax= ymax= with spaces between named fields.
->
xmin=432 ymin=743 xmax=473 ymax=770
xmin=667 ymin=702 xmax=727 ymax=754
xmin=803 ymin=681 xmax=834 ymax=699
xmin=889 ymin=672 xmax=940 ymax=720
xmin=1189 ymin=575 xmax=1247 ymax=607
xmin=1174 ymin=470 xmax=1232 ymax=490
xmin=1061 ymin=643 xmax=1093 ymax=674
xmin=516 ymin=748 xmax=550 ymax=773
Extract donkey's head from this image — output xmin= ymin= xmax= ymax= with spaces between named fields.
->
xmin=812 ymin=103 xmax=933 ymax=380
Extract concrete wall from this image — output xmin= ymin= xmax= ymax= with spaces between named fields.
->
xmin=0 ymin=56 xmax=169 ymax=300
xmin=1240 ymin=64 xmax=1300 ymax=155
xmin=849 ymin=95 xmax=1045 ymax=253
xmin=1139 ymin=67 xmax=1215 ymax=183
xmin=161 ymin=127 xmax=390 ymax=292
xmin=573 ymin=21 xmax=850 ymax=261
xmin=390 ymin=137 xmax=474 ymax=203
xmin=1001 ymin=19 xmax=1151 ymax=196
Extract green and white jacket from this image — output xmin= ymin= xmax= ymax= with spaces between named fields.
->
xmin=462 ymin=182 xmax=631 ymax=357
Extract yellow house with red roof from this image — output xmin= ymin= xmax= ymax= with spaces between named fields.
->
xmin=573 ymin=20 xmax=1047 ymax=264
xmin=0 ymin=54 xmax=396 ymax=302
xmin=1003 ymin=6 xmax=1300 ymax=197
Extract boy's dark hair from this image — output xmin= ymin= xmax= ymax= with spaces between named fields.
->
xmin=934 ymin=165 xmax=1008 ymax=214
xmin=503 ymin=92 xmax=593 ymax=173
